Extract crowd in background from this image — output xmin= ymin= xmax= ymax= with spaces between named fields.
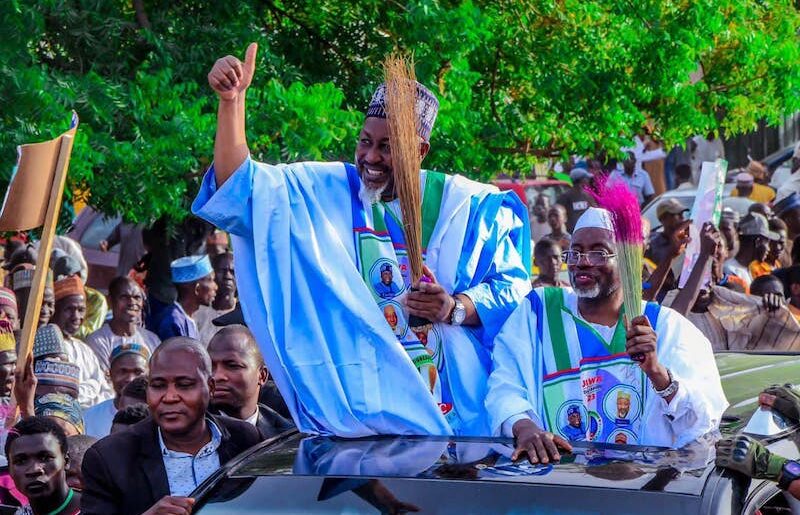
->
xmin=0 ymin=223 xmax=292 ymax=514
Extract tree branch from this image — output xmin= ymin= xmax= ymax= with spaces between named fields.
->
xmin=132 ymin=0 xmax=151 ymax=29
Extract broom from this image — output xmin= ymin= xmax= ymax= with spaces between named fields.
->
xmin=383 ymin=52 xmax=428 ymax=330
xmin=587 ymin=173 xmax=645 ymax=361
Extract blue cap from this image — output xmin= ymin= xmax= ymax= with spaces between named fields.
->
xmin=567 ymin=405 xmax=581 ymax=417
xmin=171 ymin=255 xmax=213 ymax=283
xmin=380 ymin=263 xmax=393 ymax=273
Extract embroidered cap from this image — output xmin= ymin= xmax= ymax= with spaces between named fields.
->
xmin=110 ymin=343 xmax=151 ymax=365
xmin=567 ymin=405 xmax=581 ymax=417
xmin=34 ymin=393 xmax=84 ymax=434
xmin=53 ymin=275 xmax=84 ymax=302
xmin=0 ymin=320 xmax=15 ymax=353
xmin=735 ymin=172 xmax=754 ymax=185
xmin=11 ymin=264 xmax=34 ymax=291
xmin=34 ymin=358 xmax=80 ymax=396
xmin=171 ymin=255 xmax=213 ymax=284
xmin=380 ymin=263 xmax=393 ymax=274
xmin=0 ymin=288 xmax=16 ymax=312
xmin=33 ymin=324 xmax=67 ymax=359
xmin=366 ymin=82 xmax=439 ymax=142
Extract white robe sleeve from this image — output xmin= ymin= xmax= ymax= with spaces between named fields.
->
xmin=485 ymin=293 xmax=544 ymax=436
xmin=642 ymin=306 xmax=729 ymax=448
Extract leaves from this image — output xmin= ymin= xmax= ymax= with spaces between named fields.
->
xmin=2 ymin=0 xmax=799 ymax=223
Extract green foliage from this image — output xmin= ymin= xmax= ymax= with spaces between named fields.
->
xmin=2 ymin=0 xmax=799 ymax=222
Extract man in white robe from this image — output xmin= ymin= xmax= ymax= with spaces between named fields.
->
xmin=192 ymin=44 xmax=531 ymax=436
xmin=486 ymin=207 xmax=727 ymax=464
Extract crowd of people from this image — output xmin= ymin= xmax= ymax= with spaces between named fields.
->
xmin=0 ymin=42 xmax=799 ymax=513
xmin=0 ymin=226 xmax=291 ymax=514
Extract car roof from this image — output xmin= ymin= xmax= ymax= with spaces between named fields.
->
xmin=219 ymin=432 xmax=716 ymax=497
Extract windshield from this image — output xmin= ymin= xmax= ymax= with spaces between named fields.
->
xmin=194 ymin=434 xmax=715 ymax=514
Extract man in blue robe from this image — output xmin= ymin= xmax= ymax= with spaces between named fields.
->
xmin=155 ymin=255 xmax=218 ymax=341
xmin=193 ymin=43 xmax=531 ymax=437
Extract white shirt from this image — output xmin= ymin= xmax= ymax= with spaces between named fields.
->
xmin=723 ymin=258 xmax=752 ymax=286
xmin=85 ymin=322 xmax=161 ymax=371
xmin=83 ymin=398 xmax=117 ymax=438
xmin=64 ymin=336 xmax=114 ymax=409
xmin=610 ymin=170 xmax=655 ymax=206
xmin=691 ymin=136 xmax=725 ymax=182
xmin=244 ymin=408 xmax=259 ymax=427
xmin=159 ymin=420 xmax=222 ymax=497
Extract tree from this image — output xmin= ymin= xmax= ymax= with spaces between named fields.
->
xmin=2 ymin=0 xmax=799 ymax=224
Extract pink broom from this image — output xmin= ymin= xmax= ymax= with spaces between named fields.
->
xmin=587 ymin=173 xmax=645 ymax=358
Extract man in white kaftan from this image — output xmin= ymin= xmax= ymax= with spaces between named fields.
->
xmin=193 ymin=44 xmax=531 ymax=437
xmin=486 ymin=208 xmax=727 ymax=463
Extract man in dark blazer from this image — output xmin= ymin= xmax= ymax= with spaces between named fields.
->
xmin=207 ymin=325 xmax=294 ymax=438
xmin=81 ymin=337 xmax=262 ymax=515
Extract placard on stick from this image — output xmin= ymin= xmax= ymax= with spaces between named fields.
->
xmin=1 ymin=113 xmax=79 ymax=369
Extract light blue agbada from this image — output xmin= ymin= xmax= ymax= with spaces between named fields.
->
xmin=193 ymin=156 xmax=530 ymax=437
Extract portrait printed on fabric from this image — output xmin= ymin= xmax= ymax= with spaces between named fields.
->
xmin=556 ymin=402 xmax=587 ymax=441
xmin=370 ymin=259 xmax=405 ymax=300
xmin=381 ymin=301 xmax=407 ymax=339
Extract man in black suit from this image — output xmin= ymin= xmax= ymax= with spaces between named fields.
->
xmin=81 ymin=337 xmax=262 ymax=515
xmin=207 ymin=325 xmax=294 ymax=438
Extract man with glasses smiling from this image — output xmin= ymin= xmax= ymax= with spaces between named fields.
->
xmin=486 ymin=207 xmax=727 ymax=465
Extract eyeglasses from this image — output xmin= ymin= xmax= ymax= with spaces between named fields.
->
xmin=561 ymin=250 xmax=617 ymax=266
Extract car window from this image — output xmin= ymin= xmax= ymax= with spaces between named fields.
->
xmin=744 ymin=485 xmax=797 ymax=515
xmin=79 ymin=214 xmax=121 ymax=250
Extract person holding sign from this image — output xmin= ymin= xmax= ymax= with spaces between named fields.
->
xmin=486 ymin=207 xmax=728 ymax=465
xmin=192 ymin=43 xmax=531 ymax=437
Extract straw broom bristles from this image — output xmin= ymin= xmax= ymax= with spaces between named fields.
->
xmin=384 ymin=53 xmax=424 ymax=285
xmin=587 ymin=174 xmax=644 ymax=322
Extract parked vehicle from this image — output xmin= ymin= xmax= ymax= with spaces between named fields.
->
xmin=190 ymin=352 xmax=800 ymax=515
xmin=641 ymin=185 xmax=739 ymax=231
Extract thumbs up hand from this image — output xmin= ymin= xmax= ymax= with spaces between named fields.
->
xmin=208 ymin=42 xmax=258 ymax=101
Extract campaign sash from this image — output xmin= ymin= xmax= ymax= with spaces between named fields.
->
xmin=344 ymin=164 xmax=461 ymax=427
xmin=539 ymin=287 xmax=660 ymax=445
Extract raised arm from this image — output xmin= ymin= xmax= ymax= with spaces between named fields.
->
xmin=207 ymin=43 xmax=258 ymax=187
xmin=668 ymin=222 xmax=719 ymax=316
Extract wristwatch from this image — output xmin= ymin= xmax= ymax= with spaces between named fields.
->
xmin=779 ymin=460 xmax=800 ymax=490
xmin=449 ymin=297 xmax=466 ymax=326
xmin=653 ymin=368 xmax=679 ymax=398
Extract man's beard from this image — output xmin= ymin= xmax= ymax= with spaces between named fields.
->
xmin=356 ymin=152 xmax=390 ymax=205
xmin=569 ymin=273 xmax=618 ymax=299
xmin=573 ymin=282 xmax=601 ymax=299
xmin=358 ymin=181 xmax=387 ymax=205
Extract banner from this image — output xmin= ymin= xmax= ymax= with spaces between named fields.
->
xmin=678 ymin=159 xmax=727 ymax=288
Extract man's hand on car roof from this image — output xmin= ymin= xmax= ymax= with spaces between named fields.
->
xmin=511 ymin=418 xmax=572 ymax=465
